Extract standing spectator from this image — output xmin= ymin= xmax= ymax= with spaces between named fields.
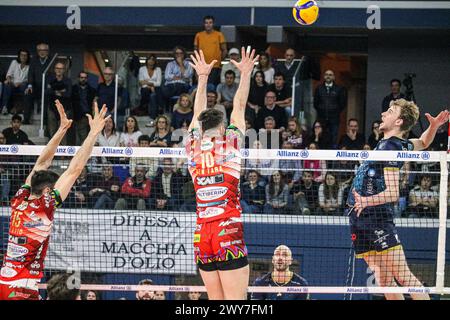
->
xmin=138 ymin=54 xmax=162 ymax=125
xmin=149 ymin=115 xmax=172 ymax=148
xmin=264 ymin=171 xmax=289 ymax=214
xmin=286 ymin=117 xmax=308 ymax=149
xmin=381 ymin=79 xmax=406 ymax=113
xmin=268 ymin=72 xmax=292 ymax=117
xmin=408 ymin=175 xmax=439 ymax=218
xmin=115 ymin=165 xmax=151 ymax=210
xmin=216 ymin=70 xmax=238 ymax=118
xmin=313 ymin=70 xmax=347 ymax=148
xmin=136 ymin=279 xmax=154 ymax=300
xmin=129 ymin=134 xmax=159 ymax=179
xmin=318 ymin=172 xmax=344 ymax=216
xmin=46 ymin=61 xmax=73 ymax=144
xmin=90 ymin=164 xmax=121 ymax=209
xmin=255 ymin=90 xmax=288 ymax=131
xmin=274 ymin=48 xmax=299 ymax=88
xmin=24 ymin=43 xmax=51 ymax=124
xmin=151 ymin=158 xmax=185 ymax=210
xmin=2 ymin=114 xmax=29 ymax=144
xmin=95 ymin=67 xmax=121 ymax=111
xmin=206 ymin=90 xmax=227 ymax=126
xmin=248 ymin=70 xmax=269 ymax=117
xmin=97 ymin=117 xmax=121 ymax=147
xmin=220 ymin=47 xmax=241 ymax=84
xmin=72 ymin=71 xmax=96 ymax=145
xmin=1 ymin=49 xmax=30 ymax=115
xmin=161 ymin=46 xmax=193 ymax=111
xmin=120 ymin=116 xmax=142 ymax=147
xmin=253 ymin=52 xmax=275 ymax=85
xmin=291 ymin=171 xmax=319 ymax=215
xmin=306 ymin=120 xmax=331 ymax=150
xmin=171 ymin=93 xmax=193 ymax=131
xmin=368 ymin=120 xmax=383 ymax=149
xmin=241 ymin=170 xmax=266 ymax=214
xmin=251 ymin=245 xmax=309 ymax=300
xmin=303 ymin=142 xmax=327 ymax=183
xmin=194 ymin=15 xmax=227 ymax=86
xmin=338 ymin=118 xmax=366 ymax=150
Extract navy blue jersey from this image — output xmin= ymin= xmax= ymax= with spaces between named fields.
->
xmin=347 ymin=136 xmax=414 ymax=212
xmin=251 ymin=272 xmax=309 ymax=300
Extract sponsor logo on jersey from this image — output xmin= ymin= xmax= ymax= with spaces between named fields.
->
xmin=218 ymin=217 xmax=242 ymax=227
xmin=8 ymin=235 xmax=27 ymax=245
xmin=218 ymin=228 xmax=239 ymax=236
xmin=216 ymin=153 xmax=237 ymax=164
xmin=197 ymin=200 xmax=227 ymax=208
xmin=197 ymin=187 xmax=228 ymax=201
xmin=29 ymin=270 xmax=40 ymax=276
xmin=6 ymin=256 xmax=26 ymax=263
xmin=193 ymin=234 xmax=201 ymax=243
xmin=195 ymin=224 xmax=202 ymax=232
xmin=23 ymin=221 xmax=45 ymax=228
xmin=220 ymin=240 xmax=242 ymax=248
xmin=16 ymin=201 xmax=28 ymax=211
xmin=31 ymin=262 xmax=41 ymax=269
xmin=7 ymin=243 xmax=29 ymax=258
xmin=200 ymin=141 xmax=214 ymax=151
xmin=198 ymin=207 xmax=225 ymax=219
xmin=29 ymin=203 xmax=40 ymax=209
xmin=0 ymin=266 xmax=18 ymax=278
xmin=196 ymin=174 xmax=224 ymax=186
xmin=8 ymin=291 xmax=31 ymax=299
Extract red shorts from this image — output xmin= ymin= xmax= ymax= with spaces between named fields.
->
xmin=0 ymin=283 xmax=40 ymax=300
xmin=194 ymin=217 xmax=248 ymax=271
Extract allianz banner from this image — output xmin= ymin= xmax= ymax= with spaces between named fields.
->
xmin=45 ymin=210 xmax=197 ymax=275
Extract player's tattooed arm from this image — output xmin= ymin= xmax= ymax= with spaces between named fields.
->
xmin=25 ymin=100 xmax=73 ymax=185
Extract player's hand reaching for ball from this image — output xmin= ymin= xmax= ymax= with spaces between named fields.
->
xmin=55 ymin=99 xmax=73 ymax=131
xmin=87 ymin=101 xmax=111 ymax=135
xmin=189 ymin=50 xmax=216 ymax=77
xmin=425 ymin=110 xmax=449 ymax=129
xmin=230 ymin=47 xmax=259 ymax=75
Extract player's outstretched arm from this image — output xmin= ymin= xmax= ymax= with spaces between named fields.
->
xmin=188 ymin=50 xmax=217 ymax=132
xmin=54 ymin=102 xmax=110 ymax=201
xmin=410 ymin=110 xmax=449 ymax=150
xmin=230 ymin=47 xmax=259 ymax=133
xmin=25 ymin=100 xmax=73 ymax=185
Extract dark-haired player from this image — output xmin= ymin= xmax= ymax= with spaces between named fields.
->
xmin=0 ymin=100 xmax=110 ymax=300
xmin=349 ymin=99 xmax=448 ymax=300
xmin=186 ymin=48 xmax=258 ymax=300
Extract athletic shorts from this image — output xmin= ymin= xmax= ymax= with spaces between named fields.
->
xmin=194 ymin=217 xmax=248 ymax=271
xmin=0 ymin=283 xmax=40 ymax=300
xmin=347 ymin=206 xmax=402 ymax=258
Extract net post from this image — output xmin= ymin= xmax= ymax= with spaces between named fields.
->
xmin=435 ymin=152 xmax=448 ymax=294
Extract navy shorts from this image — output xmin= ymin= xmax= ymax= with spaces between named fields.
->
xmin=347 ymin=206 xmax=402 ymax=258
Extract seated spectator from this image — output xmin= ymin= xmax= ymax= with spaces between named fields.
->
xmin=2 ymin=114 xmax=29 ymax=144
xmin=161 ymin=46 xmax=193 ymax=111
xmin=136 ymin=279 xmax=154 ymax=300
xmin=430 ymin=123 xmax=448 ymax=151
xmin=171 ymin=93 xmax=193 ymax=131
xmin=329 ymin=146 xmax=356 ymax=187
xmin=206 ymin=90 xmax=227 ymax=126
xmin=130 ymin=134 xmax=159 ymax=179
xmin=291 ymin=171 xmax=319 ymax=215
xmin=251 ymin=245 xmax=309 ymax=300
xmin=66 ymin=166 xmax=91 ymax=208
xmin=246 ymin=140 xmax=278 ymax=183
xmin=255 ymin=90 xmax=288 ymax=131
xmin=138 ymin=54 xmax=162 ymax=124
xmin=72 ymin=71 xmax=96 ymax=145
xmin=97 ymin=117 xmax=121 ymax=147
xmin=153 ymin=291 xmax=166 ymax=300
xmin=115 ymin=165 xmax=151 ymax=210
xmin=259 ymin=116 xmax=282 ymax=149
xmin=408 ymin=175 xmax=439 ymax=218
xmin=241 ymin=170 xmax=266 ymax=214
xmin=381 ymin=78 xmax=406 ymax=113
xmin=220 ymin=47 xmax=241 ymax=84
xmin=84 ymin=290 xmax=99 ymax=300
xmin=362 ymin=143 xmax=371 ymax=150
xmin=187 ymin=291 xmax=203 ymax=300
xmin=189 ymin=73 xmax=216 ymax=99
xmin=0 ymin=133 xmax=11 ymax=205
xmin=89 ymin=164 xmax=121 ymax=209
xmin=171 ymin=120 xmax=191 ymax=147
xmin=253 ymin=52 xmax=275 ymax=84
xmin=1 ymin=49 xmax=30 ymax=115
xmin=46 ymin=273 xmax=81 ymax=300
xmin=120 ymin=116 xmax=142 ymax=147
xmin=216 ymin=70 xmax=238 ymax=118
xmin=286 ymin=117 xmax=308 ymax=149
xmin=338 ymin=118 xmax=365 ymax=150
xmin=46 ymin=61 xmax=73 ymax=144
xmin=318 ymin=172 xmax=344 ymax=216
xmin=180 ymin=180 xmax=196 ymax=212
xmin=306 ymin=120 xmax=332 ymax=150
xmin=279 ymin=141 xmax=302 ymax=185
xmin=151 ymin=158 xmax=185 ymax=210
xmin=368 ymin=120 xmax=383 ymax=149
xmin=303 ymin=142 xmax=327 ymax=183
xmin=247 ymin=70 xmax=268 ymax=117
xmin=264 ymin=171 xmax=289 ymax=214
xmin=268 ymin=72 xmax=292 ymax=117
xmin=149 ymin=115 xmax=172 ymax=148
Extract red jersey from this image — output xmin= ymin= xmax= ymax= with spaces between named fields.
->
xmin=186 ymin=125 xmax=243 ymax=224
xmin=0 ymin=185 xmax=62 ymax=282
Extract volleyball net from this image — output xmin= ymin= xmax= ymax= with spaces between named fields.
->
xmin=0 ymin=145 xmax=449 ymax=300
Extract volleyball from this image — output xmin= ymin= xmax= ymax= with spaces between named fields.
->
xmin=292 ymin=0 xmax=319 ymax=25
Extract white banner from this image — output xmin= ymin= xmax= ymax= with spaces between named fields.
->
xmin=45 ymin=210 xmax=197 ymax=275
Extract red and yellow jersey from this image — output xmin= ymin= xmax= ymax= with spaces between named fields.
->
xmin=186 ymin=125 xmax=243 ymax=224
xmin=0 ymin=185 xmax=62 ymax=282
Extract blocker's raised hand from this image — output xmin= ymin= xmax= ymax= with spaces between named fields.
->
xmin=189 ymin=50 xmax=217 ymax=77
xmin=87 ymin=101 xmax=110 ymax=135
xmin=230 ymin=47 xmax=259 ymax=75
